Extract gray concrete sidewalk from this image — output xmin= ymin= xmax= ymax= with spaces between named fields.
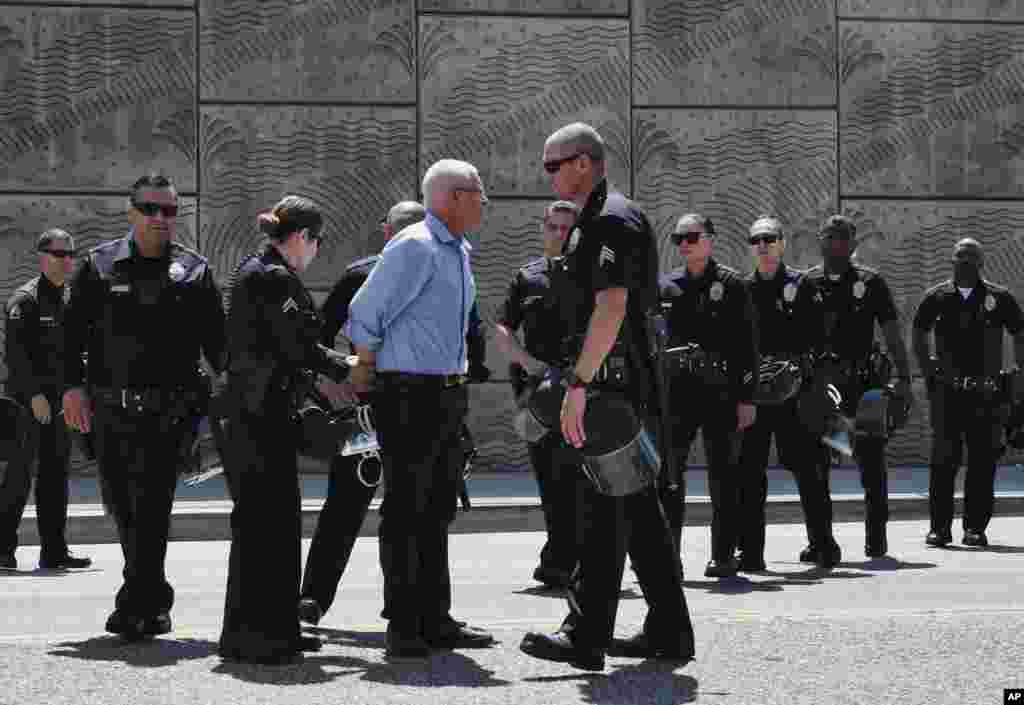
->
xmin=1 ymin=518 xmax=1022 ymax=705
xmin=14 ymin=466 xmax=1024 ymax=546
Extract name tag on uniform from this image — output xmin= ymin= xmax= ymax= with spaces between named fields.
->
xmin=111 ymin=284 xmax=131 ymax=294
xmin=39 ymin=316 xmax=54 ymax=323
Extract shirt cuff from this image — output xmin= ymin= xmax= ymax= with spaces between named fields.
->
xmin=343 ymin=320 xmax=383 ymax=352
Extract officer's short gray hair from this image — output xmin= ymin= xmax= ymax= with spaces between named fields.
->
xmin=422 ymin=160 xmax=484 ymax=212
xmin=544 ymin=201 xmax=579 ymax=222
xmin=37 ymin=228 xmax=74 ymax=252
xmin=545 ymin=123 xmax=606 ymax=166
xmin=386 ymin=201 xmax=426 ymax=233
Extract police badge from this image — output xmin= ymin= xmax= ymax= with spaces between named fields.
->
xmin=985 ymin=294 xmax=996 ymax=312
xmin=169 ymin=262 xmax=186 ymax=282
xmin=853 ymin=281 xmax=866 ymax=299
xmin=783 ymin=282 xmax=797 ymax=303
xmin=709 ymin=281 xmax=724 ymax=302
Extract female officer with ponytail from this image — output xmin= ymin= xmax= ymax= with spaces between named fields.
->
xmin=218 ymin=195 xmax=348 ymax=665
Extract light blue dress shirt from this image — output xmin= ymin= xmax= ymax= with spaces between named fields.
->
xmin=345 ymin=211 xmax=476 ymax=375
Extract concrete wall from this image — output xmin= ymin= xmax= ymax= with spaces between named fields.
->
xmin=3 ymin=0 xmax=1024 ymax=471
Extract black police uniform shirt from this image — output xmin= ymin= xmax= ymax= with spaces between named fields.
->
xmin=660 ymin=258 xmax=758 ymax=402
xmin=913 ymin=279 xmax=1024 ymax=377
xmin=746 ymin=263 xmax=817 ymax=359
xmin=5 ymin=274 xmax=69 ymax=401
xmin=321 ymin=253 xmax=488 ymax=374
xmin=498 ymin=256 xmax=564 ymax=393
xmin=64 ymin=235 xmax=225 ymax=390
xmin=555 ymin=179 xmax=658 ymax=402
xmin=802 ymin=263 xmax=899 ymax=362
xmin=225 ymin=244 xmax=338 ymax=414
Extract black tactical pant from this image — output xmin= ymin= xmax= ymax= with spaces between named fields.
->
xmin=93 ymin=404 xmax=188 ymax=617
xmin=834 ymin=381 xmax=888 ymax=554
xmin=737 ymin=398 xmax=834 ymax=562
xmin=661 ymin=394 xmax=741 ymax=565
xmin=0 ymin=392 xmax=72 ymax=560
xmin=372 ymin=375 xmax=467 ymax=637
xmin=563 ymin=479 xmax=694 ymax=651
xmin=928 ymin=387 xmax=1005 ymax=535
xmin=528 ymin=433 xmax=585 ymax=577
xmin=219 ymin=404 xmax=303 ymax=659
xmin=300 ymin=453 xmax=379 ymax=615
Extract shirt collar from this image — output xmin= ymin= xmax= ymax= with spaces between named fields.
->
xmin=754 ymin=262 xmax=787 ymax=284
xmin=425 ymin=211 xmax=472 ymax=252
xmin=37 ymin=273 xmax=63 ymax=295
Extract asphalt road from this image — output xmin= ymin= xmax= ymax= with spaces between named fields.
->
xmin=1 ymin=518 xmax=1022 ymax=705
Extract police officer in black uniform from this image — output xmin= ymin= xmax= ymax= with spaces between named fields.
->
xmin=802 ymin=214 xmax=914 ymax=559
xmin=519 ymin=123 xmax=693 ymax=672
xmin=62 ymin=175 xmax=225 ymax=639
xmin=495 ymin=200 xmax=585 ymax=590
xmin=658 ymin=213 xmax=759 ymax=578
xmin=218 ymin=196 xmax=350 ymax=664
xmin=1 ymin=229 xmax=91 ymax=572
xmin=912 ymin=238 xmax=1024 ymax=548
xmin=298 ymin=200 xmax=489 ymax=626
xmin=736 ymin=216 xmax=839 ymax=571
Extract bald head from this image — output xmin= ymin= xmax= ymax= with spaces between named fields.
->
xmin=953 ymin=237 xmax=984 ymax=285
xmin=544 ymin=122 xmax=606 ymax=168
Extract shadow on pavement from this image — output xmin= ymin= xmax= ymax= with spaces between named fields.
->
xmin=936 ymin=543 xmax=1024 ymax=554
xmin=304 ymin=626 xmax=386 ymax=649
xmin=525 ymin=662 xmax=698 ymax=704
xmin=512 ymin=585 xmax=567 ymax=598
xmin=49 ymin=636 xmax=217 ymax=667
xmin=0 ymin=568 xmax=103 ymax=578
xmin=213 ymin=650 xmax=513 ymax=688
xmin=840 ymin=557 xmax=938 ymax=571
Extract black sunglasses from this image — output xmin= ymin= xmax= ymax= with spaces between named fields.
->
xmin=671 ymin=231 xmax=705 ymax=245
xmin=305 ymin=229 xmax=324 ymax=244
xmin=133 ymin=201 xmax=179 ymax=218
xmin=749 ymin=235 xmax=780 ymax=246
xmin=543 ymin=152 xmax=584 ymax=174
xmin=44 ymin=249 xmax=74 ymax=258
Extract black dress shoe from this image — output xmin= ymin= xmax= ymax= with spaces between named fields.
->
xmin=105 ymin=610 xmax=147 ymax=640
xmin=925 ymin=530 xmax=952 ymax=547
xmin=798 ymin=544 xmax=819 ymax=563
xmin=704 ymin=557 xmax=737 ymax=578
xmin=607 ymin=631 xmax=694 ymax=662
xmin=297 ymin=598 xmax=323 ymax=626
xmin=0 ymin=554 xmax=16 ymax=571
xmin=423 ymin=621 xmax=496 ymax=649
xmin=532 ymin=565 xmax=571 ymax=589
xmin=818 ymin=541 xmax=842 ymax=570
xmin=385 ymin=626 xmax=430 ymax=660
xmin=519 ymin=630 xmax=605 ymax=671
xmin=962 ymin=530 xmax=988 ymax=547
xmin=39 ymin=552 xmax=92 ymax=570
xmin=141 ymin=611 xmax=172 ymax=636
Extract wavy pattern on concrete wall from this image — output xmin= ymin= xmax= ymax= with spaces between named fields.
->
xmin=5 ymin=0 xmax=1024 ymax=470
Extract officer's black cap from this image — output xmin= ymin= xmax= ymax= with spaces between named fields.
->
xmin=820 ymin=214 xmax=856 ymax=240
xmin=37 ymin=228 xmax=74 ymax=253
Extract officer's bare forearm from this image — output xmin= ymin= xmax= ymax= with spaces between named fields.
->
xmin=574 ymin=288 xmax=627 ymax=383
xmin=494 ymin=323 xmax=546 ymax=374
xmin=911 ymin=328 xmax=932 ymax=374
xmin=882 ymin=320 xmax=912 ymax=378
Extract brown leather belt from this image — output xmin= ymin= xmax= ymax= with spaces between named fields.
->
xmin=376 ymin=372 xmax=467 ymax=388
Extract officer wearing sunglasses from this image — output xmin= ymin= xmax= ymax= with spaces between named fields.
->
xmin=61 ymin=174 xmax=226 ymax=641
xmin=2 ymin=229 xmax=92 ymax=573
xmin=735 ymin=216 xmax=839 ymax=572
xmin=657 ymin=213 xmax=759 ymax=579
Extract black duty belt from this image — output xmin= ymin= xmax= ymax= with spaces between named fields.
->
xmin=664 ymin=344 xmax=728 ymax=375
xmin=944 ymin=376 xmax=1001 ymax=394
xmin=91 ymin=386 xmax=200 ymax=413
xmin=376 ymin=371 xmax=467 ymax=389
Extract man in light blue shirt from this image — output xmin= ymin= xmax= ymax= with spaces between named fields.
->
xmin=345 ymin=159 xmax=496 ymax=659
